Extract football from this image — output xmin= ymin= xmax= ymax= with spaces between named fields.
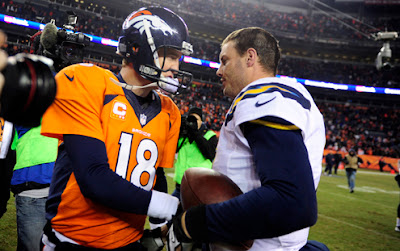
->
xmin=180 ymin=167 xmax=253 ymax=250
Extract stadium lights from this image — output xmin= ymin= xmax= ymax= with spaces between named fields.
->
xmin=1 ymin=14 xmax=400 ymax=96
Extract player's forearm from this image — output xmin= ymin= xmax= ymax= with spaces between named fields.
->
xmin=64 ymin=134 xmax=152 ymax=214
xmin=153 ymin=167 xmax=167 ymax=193
xmin=182 ymin=177 xmax=317 ymax=243
xmin=149 ymin=167 xmax=169 ymax=227
xmin=206 ymin=182 xmax=317 ymax=241
xmin=181 ymin=122 xmax=318 ymax=243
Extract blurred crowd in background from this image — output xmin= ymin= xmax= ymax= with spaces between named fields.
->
xmin=2 ymin=0 xmax=399 ymax=88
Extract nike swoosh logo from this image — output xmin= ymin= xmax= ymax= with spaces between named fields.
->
xmin=64 ymin=73 xmax=74 ymax=82
xmin=255 ymin=96 xmax=276 ymax=107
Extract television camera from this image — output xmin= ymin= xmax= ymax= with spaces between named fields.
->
xmin=32 ymin=11 xmax=91 ymax=71
xmin=374 ymin=31 xmax=398 ymax=71
xmin=180 ymin=114 xmax=199 ymax=138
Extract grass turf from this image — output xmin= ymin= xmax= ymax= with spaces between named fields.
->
xmin=1 ymin=167 xmax=399 ymax=250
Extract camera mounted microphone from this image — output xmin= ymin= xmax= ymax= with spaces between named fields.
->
xmin=40 ymin=22 xmax=59 ymax=58
xmin=34 ymin=17 xmax=91 ymax=72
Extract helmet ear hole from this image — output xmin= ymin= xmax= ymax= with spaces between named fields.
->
xmin=131 ymin=43 xmax=140 ymax=55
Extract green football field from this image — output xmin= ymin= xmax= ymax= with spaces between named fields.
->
xmin=1 ymin=167 xmax=399 ymax=251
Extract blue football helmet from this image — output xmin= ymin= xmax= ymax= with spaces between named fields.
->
xmin=117 ymin=6 xmax=193 ymax=94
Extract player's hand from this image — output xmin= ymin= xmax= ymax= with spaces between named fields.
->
xmin=167 ymin=224 xmax=182 ymax=251
xmin=140 ymin=228 xmax=164 ymax=251
xmin=166 ymin=211 xmax=194 ymax=251
xmin=187 ymin=126 xmax=200 ymax=143
xmin=147 ymin=190 xmax=179 ymax=221
xmin=167 ymin=224 xmax=197 ymax=251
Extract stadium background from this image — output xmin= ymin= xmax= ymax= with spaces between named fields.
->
xmin=0 ymin=0 xmax=399 ymax=250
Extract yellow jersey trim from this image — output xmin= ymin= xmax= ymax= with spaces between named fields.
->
xmin=250 ymin=119 xmax=300 ymax=131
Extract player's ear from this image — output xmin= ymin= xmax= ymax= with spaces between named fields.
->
xmin=246 ymin=48 xmax=257 ymax=67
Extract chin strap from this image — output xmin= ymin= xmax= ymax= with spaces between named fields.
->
xmin=110 ymin=77 xmax=157 ymax=91
xmin=110 ymin=77 xmax=180 ymax=94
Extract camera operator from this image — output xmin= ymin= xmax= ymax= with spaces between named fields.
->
xmin=0 ymin=28 xmax=57 ymax=225
xmin=172 ymin=107 xmax=218 ymax=200
xmin=8 ymin=14 xmax=90 ymax=251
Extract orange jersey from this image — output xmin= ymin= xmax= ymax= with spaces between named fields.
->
xmin=41 ymin=63 xmax=180 ymax=248
xmin=0 ymin=117 xmax=4 ymax=142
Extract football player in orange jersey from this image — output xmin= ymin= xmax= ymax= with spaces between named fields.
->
xmin=40 ymin=6 xmax=193 ymax=250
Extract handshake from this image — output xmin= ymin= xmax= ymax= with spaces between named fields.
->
xmin=140 ymin=168 xmax=253 ymax=251
xmin=140 ymin=209 xmax=201 ymax=251
xmin=141 ymin=190 xmax=198 ymax=251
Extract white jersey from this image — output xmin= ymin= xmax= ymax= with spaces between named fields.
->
xmin=212 ymin=77 xmax=325 ymax=251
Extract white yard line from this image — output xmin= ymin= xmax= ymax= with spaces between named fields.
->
xmin=334 ymin=169 xmax=398 ymax=176
xmin=357 ymin=170 xmax=398 ymax=176
xmin=319 ymin=190 xmax=395 ymax=209
xmin=318 ymin=214 xmax=400 ymax=240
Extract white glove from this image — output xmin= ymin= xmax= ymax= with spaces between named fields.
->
xmin=167 ymin=224 xmax=182 ymax=251
xmin=147 ymin=190 xmax=179 ymax=221
xmin=167 ymin=225 xmax=196 ymax=251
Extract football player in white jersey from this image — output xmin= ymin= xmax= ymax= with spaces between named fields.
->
xmin=168 ymin=27 xmax=328 ymax=251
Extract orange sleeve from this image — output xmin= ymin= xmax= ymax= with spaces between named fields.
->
xmin=41 ymin=64 xmax=107 ymax=142
xmin=159 ymin=94 xmax=181 ymax=168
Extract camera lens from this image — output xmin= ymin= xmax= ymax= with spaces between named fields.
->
xmin=0 ymin=53 xmax=56 ymax=127
xmin=61 ymin=42 xmax=83 ymax=63
xmin=186 ymin=115 xmax=198 ymax=130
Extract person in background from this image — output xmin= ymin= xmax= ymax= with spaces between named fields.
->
xmin=0 ymin=27 xmax=57 ymax=249
xmin=9 ymin=19 xmax=90 ymax=251
xmin=324 ymin=153 xmax=335 ymax=176
xmin=172 ymin=106 xmax=218 ymax=200
xmin=343 ymin=149 xmax=363 ymax=193
xmin=0 ymin=27 xmax=57 ymax=251
xmin=10 ymin=124 xmax=58 ymax=251
xmin=333 ymin=153 xmax=342 ymax=175
xmin=378 ymin=157 xmax=396 ymax=173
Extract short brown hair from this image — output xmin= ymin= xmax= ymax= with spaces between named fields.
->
xmin=122 ymin=58 xmax=129 ymax=67
xmin=222 ymin=27 xmax=281 ymax=75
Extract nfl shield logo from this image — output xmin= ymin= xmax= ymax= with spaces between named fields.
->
xmin=140 ymin=114 xmax=147 ymax=126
